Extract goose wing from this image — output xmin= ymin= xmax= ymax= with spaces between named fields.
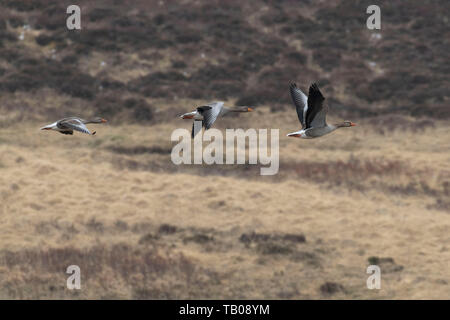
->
xmin=305 ymin=83 xmax=327 ymax=128
xmin=197 ymin=101 xmax=224 ymax=130
xmin=289 ymin=83 xmax=308 ymax=129
xmin=58 ymin=118 xmax=94 ymax=135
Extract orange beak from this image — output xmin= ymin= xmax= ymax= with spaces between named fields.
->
xmin=288 ymin=134 xmax=301 ymax=138
xmin=182 ymin=115 xmax=194 ymax=119
xmin=101 ymin=119 xmax=107 ymax=123
xmin=350 ymin=122 xmax=356 ymax=126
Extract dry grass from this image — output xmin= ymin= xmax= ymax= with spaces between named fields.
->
xmin=0 ymin=111 xmax=448 ymax=299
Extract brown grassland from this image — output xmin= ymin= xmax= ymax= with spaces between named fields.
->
xmin=0 ymin=107 xmax=449 ymax=299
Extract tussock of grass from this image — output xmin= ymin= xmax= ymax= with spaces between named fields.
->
xmin=0 ymin=244 xmax=219 ymax=299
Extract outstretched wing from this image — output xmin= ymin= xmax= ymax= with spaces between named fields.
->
xmin=289 ymin=83 xmax=308 ymax=129
xmin=197 ymin=102 xmax=224 ymax=130
xmin=58 ymin=118 xmax=94 ymax=135
xmin=305 ymin=83 xmax=327 ymax=128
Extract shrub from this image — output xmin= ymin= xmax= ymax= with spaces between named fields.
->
xmin=320 ymin=282 xmax=344 ymax=295
xmin=284 ymin=51 xmax=307 ymax=65
xmin=35 ymin=34 xmax=54 ymax=46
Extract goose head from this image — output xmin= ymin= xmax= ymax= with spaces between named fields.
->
xmin=234 ymin=106 xmax=253 ymax=112
xmin=338 ymin=121 xmax=356 ymax=127
xmin=89 ymin=117 xmax=107 ymax=123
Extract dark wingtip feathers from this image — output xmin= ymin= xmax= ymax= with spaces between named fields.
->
xmin=309 ymin=83 xmax=320 ymax=92
xmin=309 ymin=82 xmax=325 ymax=100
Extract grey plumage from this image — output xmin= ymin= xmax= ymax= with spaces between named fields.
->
xmin=289 ymin=83 xmax=308 ymax=129
xmin=287 ymin=83 xmax=356 ymax=138
xmin=181 ymin=101 xmax=253 ymax=137
xmin=197 ymin=102 xmax=223 ymax=130
xmin=305 ymin=83 xmax=326 ymax=129
xmin=40 ymin=116 xmax=107 ymax=135
xmin=57 ymin=118 xmax=94 ymax=135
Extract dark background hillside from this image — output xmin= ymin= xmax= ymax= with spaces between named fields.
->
xmin=0 ymin=0 xmax=448 ymax=123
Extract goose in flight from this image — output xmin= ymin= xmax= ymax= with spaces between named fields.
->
xmin=287 ymin=83 xmax=356 ymax=138
xmin=40 ymin=117 xmax=107 ymax=135
xmin=180 ymin=102 xmax=253 ymax=137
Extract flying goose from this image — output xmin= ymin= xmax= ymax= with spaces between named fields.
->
xmin=287 ymin=83 xmax=356 ymax=138
xmin=180 ymin=102 xmax=253 ymax=137
xmin=40 ymin=117 xmax=107 ymax=135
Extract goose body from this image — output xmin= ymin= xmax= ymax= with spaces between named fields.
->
xmin=181 ymin=102 xmax=253 ymax=137
xmin=287 ymin=83 xmax=355 ymax=138
xmin=40 ymin=117 xmax=107 ymax=135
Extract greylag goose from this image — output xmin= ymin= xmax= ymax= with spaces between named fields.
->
xmin=40 ymin=117 xmax=107 ymax=135
xmin=180 ymin=102 xmax=253 ymax=137
xmin=287 ymin=83 xmax=356 ymax=138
